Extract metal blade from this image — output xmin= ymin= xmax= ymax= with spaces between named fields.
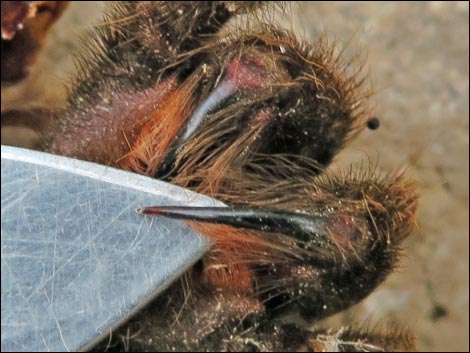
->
xmin=1 ymin=145 xmax=222 ymax=352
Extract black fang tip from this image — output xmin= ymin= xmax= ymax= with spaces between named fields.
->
xmin=137 ymin=206 xmax=327 ymax=242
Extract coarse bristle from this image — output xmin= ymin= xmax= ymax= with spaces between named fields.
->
xmin=309 ymin=323 xmax=416 ymax=352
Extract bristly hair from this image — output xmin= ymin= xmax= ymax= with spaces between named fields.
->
xmin=39 ymin=2 xmax=419 ymax=351
xmin=309 ymin=323 xmax=416 ymax=352
xmin=166 ymin=27 xmax=373 ymax=195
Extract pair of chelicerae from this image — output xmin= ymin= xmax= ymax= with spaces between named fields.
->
xmin=6 ymin=2 xmax=420 ymax=351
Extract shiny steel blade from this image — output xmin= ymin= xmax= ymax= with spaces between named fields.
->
xmin=1 ymin=145 xmax=221 ymax=352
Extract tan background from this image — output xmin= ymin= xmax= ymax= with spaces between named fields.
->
xmin=1 ymin=2 xmax=468 ymax=351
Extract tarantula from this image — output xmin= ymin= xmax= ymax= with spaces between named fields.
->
xmin=1 ymin=2 xmax=419 ymax=351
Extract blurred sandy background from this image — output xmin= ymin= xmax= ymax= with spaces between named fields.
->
xmin=1 ymin=2 xmax=468 ymax=351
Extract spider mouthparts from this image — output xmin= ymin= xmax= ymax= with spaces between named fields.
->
xmin=135 ymin=207 xmax=148 ymax=214
xmin=137 ymin=206 xmax=328 ymax=242
xmin=136 ymin=206 xmax=203 ymax=217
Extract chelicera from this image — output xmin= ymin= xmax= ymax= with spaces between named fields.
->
xmin=2 ymin=2 xmax=419 ymax=351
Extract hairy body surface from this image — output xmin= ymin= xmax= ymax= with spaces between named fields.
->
xmin=4 ymin=2 xmax=419 ymax=351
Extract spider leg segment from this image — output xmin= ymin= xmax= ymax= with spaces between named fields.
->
xmin=1 ymin=1 xmax=69 ymax=84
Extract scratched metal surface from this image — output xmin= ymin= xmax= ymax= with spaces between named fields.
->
xmin=1 ymin=146 xmax=218 ymax=352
